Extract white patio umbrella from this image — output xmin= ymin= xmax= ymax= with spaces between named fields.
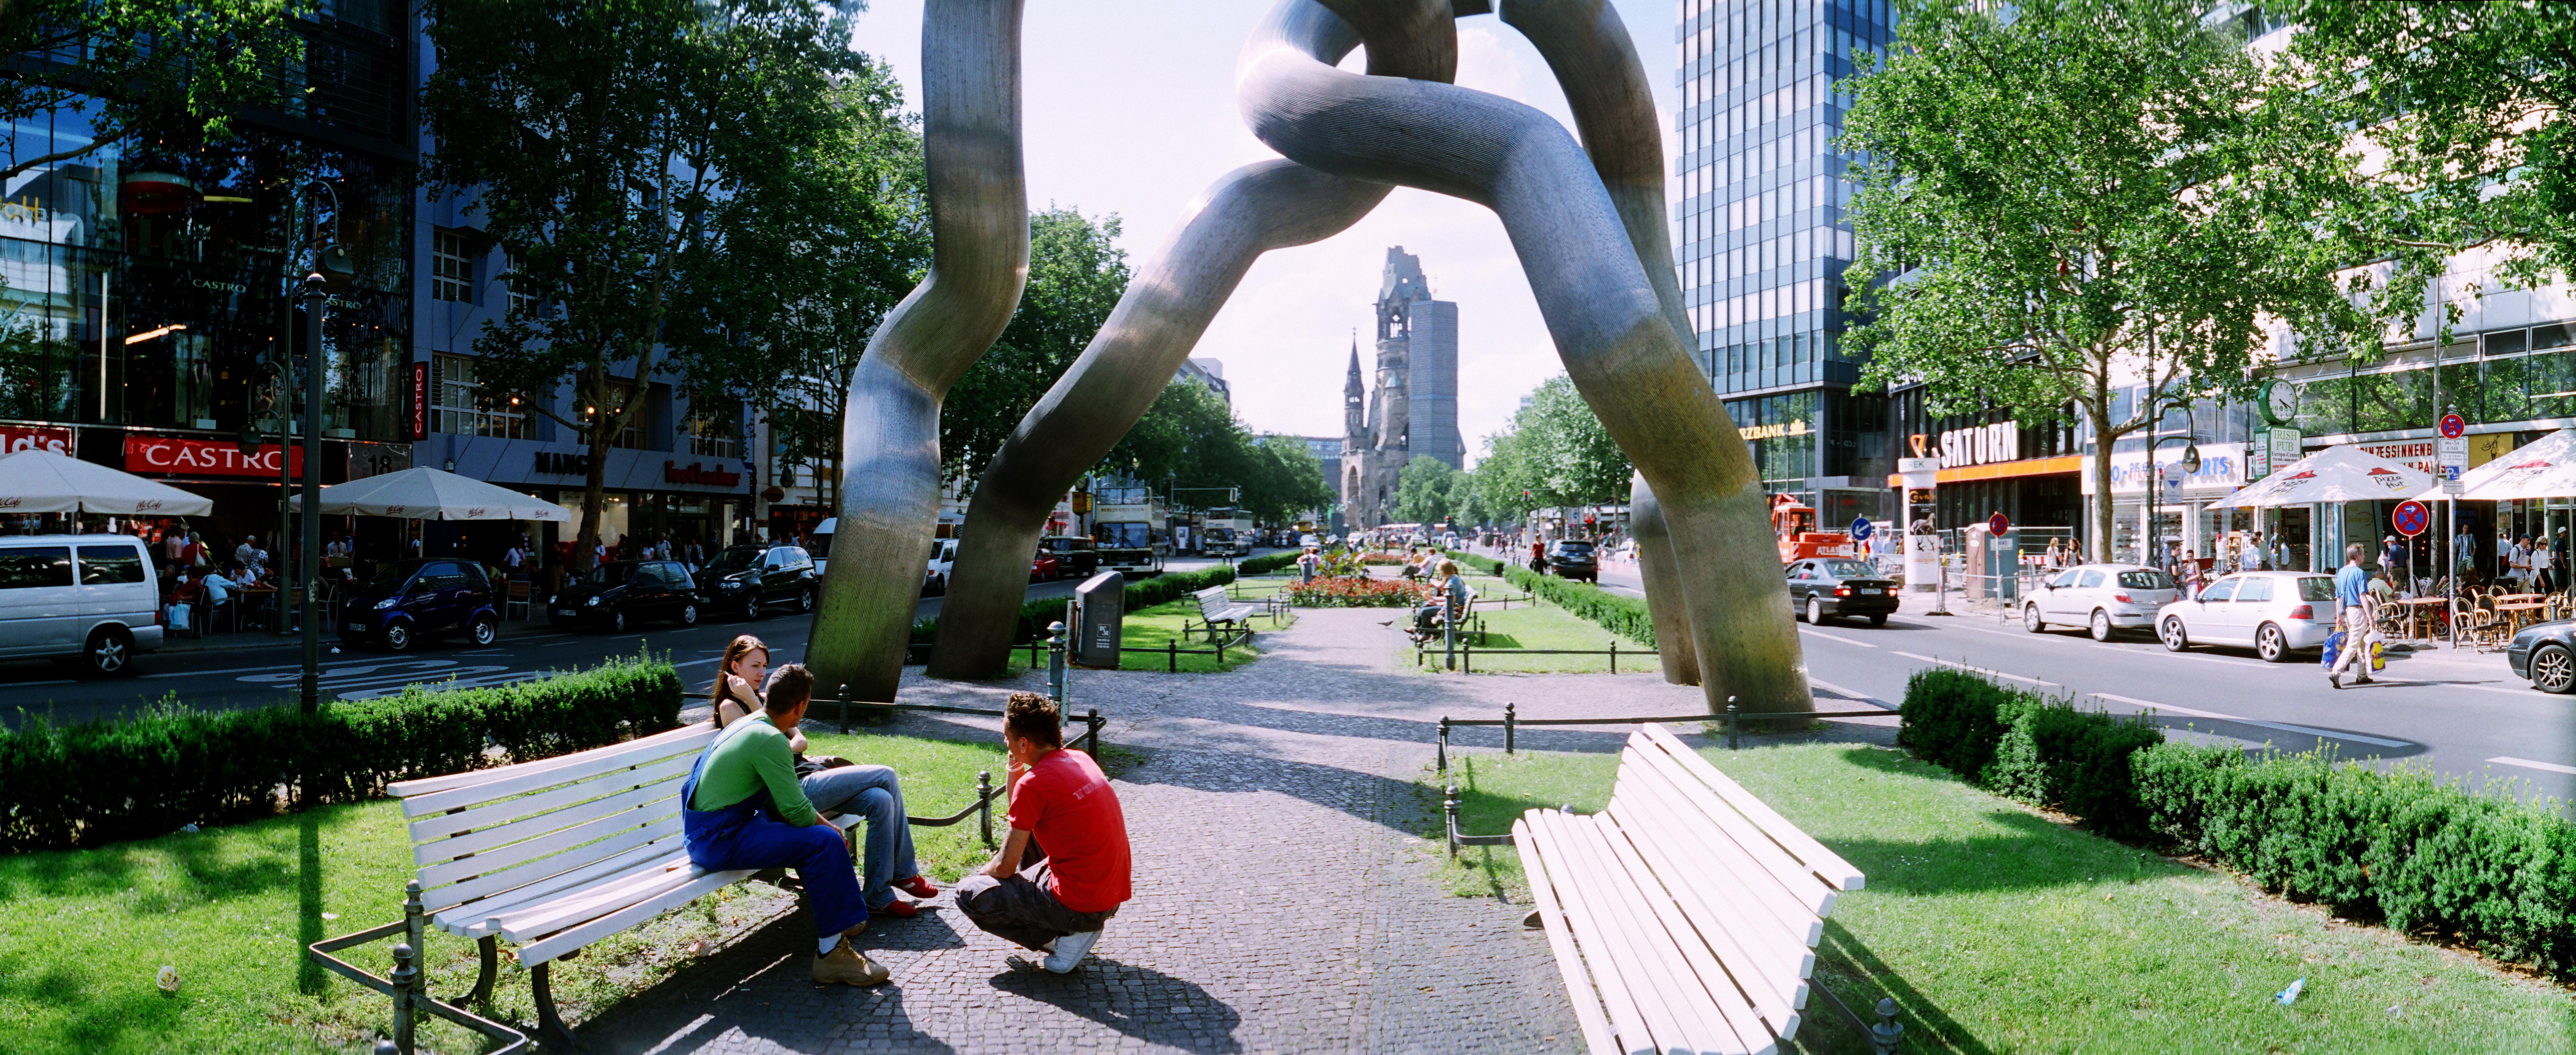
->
xmin=0 ymin=448 xmax=214 ymax=516
xmin=2211 ymin=444 xmax=2435 ymax=507
xmin=288 ymin=466 xmax=571 ymax=521
xmin=2454 ymin=429 xmax=2576 ymax=501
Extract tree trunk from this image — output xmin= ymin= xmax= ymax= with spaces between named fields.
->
xmin=2087 ymin=402 xmax=2119 ymax=564
xmin=579 ymin=426 xmax=612 ymax=571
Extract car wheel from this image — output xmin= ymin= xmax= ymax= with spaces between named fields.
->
xmin=610 ymin=608 xmax=627 ymax=634
xmin=2256 ymin=622 xmax=2290 ymax=663
xmin=1807 ymin=597 xmax=1828 ymax=625
xmin=2159 ymin=616 xmax=2190 ymax=652
xmin=2023 ymin=604 xmax=2046 ymax=633
xmin=2533 ymin=644 xmax=2576 ymax=694
xmin=2090 ymin=609 xmax=2116 ymax=642
xmin=82 ymin=626 xmax=134 ymax=676
xmin=680 ymin=602 xmax=699 ymax=628
xmin=798 ymin=588 xmax=815 ymax=613
xmin=384 ymin=621 xmax=414 ymax=652
xmin=1868 ymin=613 xmax=1888 ymax=627
xmin=470 ymin=613 xmax=498 ymax=646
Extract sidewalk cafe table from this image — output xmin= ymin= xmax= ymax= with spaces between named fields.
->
xmin=2394 ymin=596 xmax=2448 ymax=641
xmin=234 ymin=585 xmax=278 ymax=631
xmin=2497 ymin=601 xmax=2549 ymax=636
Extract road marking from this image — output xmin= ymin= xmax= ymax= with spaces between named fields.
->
xmin=2491 ymin=756 xmax=2576 ymax=777
xmin=1892 ymin=652 xmax=2060 ymax=688
xmin=672 ymin=656 xmax=725 ymax=668
xmin=1799 ymin=628 xmax=1877 ymax=648
xmin=2095 ymin=694 xmax=2410 ymax=748
xmin=1808 ymin=677 xmax=1894 ymax=709
xmin=2456 ymin=683 xmax=2535 ymax=697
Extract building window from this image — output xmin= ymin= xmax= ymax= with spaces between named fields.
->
xmin=684 ymin=399 xmax=738 ymax=458
xmin=584 ymin=379 xmax=644 ymax=449
xmin=501 ymin=249 xmax=535 ymax=317
xmin=432 ymin=230 xmax=474 ymax=303
xmin=430 ymin=354 xmax=528 ymax=439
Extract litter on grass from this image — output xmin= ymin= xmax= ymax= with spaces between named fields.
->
xmin=2276 ymin=978 xmax=2306 ymax=1005
xmin=156 ymin=965 xmax=180 ymax=992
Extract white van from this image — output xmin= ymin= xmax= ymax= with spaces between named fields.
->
xmin=809 ymin=518 xmax=834 ymax=575
xmin=0 ymin=534 xmax=162 ymax=675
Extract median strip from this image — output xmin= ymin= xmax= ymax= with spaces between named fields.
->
xmin=1893 ymin=651 xmax=2060 ymax=688
xmin=2095 ymin=693 xmax=2409 ymax=748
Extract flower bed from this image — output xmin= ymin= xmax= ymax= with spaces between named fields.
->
xmin=1356 ymin=552 xmax=1407 ymax=566
xmin=1288 ymin=576 xmax=1428 ymax=608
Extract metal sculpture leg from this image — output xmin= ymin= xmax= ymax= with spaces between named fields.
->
xmin=931 ymin=6 xmax=1460 ymax=678
xmin=808 ymin=0 xmax=1032 ymax=702
xmin=1628 ymin=472 xmax=1700 ymax=684
xmin=1242 ymin=0 xmax=1812 ymax=712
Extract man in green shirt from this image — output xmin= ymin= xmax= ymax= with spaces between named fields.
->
xmin=681 ymin=664 xmax=887 ymax=985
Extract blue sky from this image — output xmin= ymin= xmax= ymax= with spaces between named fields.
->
xmin=848 ymin=0 xmax=1680 ymax=463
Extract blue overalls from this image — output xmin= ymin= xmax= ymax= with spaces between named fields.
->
xmin=681 ymin=719 xmax=869 ymax=940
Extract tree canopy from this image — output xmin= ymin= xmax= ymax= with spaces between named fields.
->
xmin=0 ymin=0 xmax=302 ymax=183
xmin=1470 ymin=375 xmax=1632 ymax=524
xmin=942 ymin=207 xmax=1130 ymax=486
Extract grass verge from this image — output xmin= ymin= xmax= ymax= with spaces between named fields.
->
xmin=1408 ymin=574 xmax=1649 ymax=675
xmin=1429 ymin=743 xmax=2576 ymax=1052
xmin=1088 ymin=597 xmax=1269 ymax=673
xmin=0 ymin=729 xmax=1019 ymax=1055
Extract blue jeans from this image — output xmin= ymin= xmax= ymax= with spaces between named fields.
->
xmin=804 ymin=764 xmax=919 ymax=909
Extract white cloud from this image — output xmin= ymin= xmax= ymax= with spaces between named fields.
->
xmin=848 ymin=1 xmax=1678 ymax=468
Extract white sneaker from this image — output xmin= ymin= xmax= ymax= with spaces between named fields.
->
xmin=1041 ymin=929 xmax=1101 ymax=973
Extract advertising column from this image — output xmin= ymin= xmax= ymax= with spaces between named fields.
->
xmin=1899 ymin=452 xmax=1940 ymax=592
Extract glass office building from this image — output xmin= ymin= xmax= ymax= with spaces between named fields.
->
xmin=1673 ymin=0 xmax=1894 ymax=523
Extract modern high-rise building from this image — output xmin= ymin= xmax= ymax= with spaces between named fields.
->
xmin=1341 ymin=246 xmax=1461 ymax=528
xmin=1671 ymin=0 xmax=1896 ymax=528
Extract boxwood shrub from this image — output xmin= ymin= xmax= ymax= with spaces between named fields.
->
xmin=1895 ymin=669 xmax=2158 ymax=837
xmin=0 ymin=654 xmax=683 ymax=852
xmin=1239 ymin=552 xmax=1299 ymax=576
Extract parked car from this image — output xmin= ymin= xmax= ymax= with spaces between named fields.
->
xmin=1040 ymin=535 xmax=1098 ymax=579
xmin=2022 ymin=563 xmax=2180 ymax=641
xmin=1298 ymin=533 xmax=1321 ymax=548
xmin=1543 ymin=539 xmax=1599 ymax=582
xmin=1031 ymin=549 xmax=1061 ymax=582
xmin=2155 ymin=571 xmax=2337 ymax=661
xmin=2506 ymin=619 xmax=2576 ymax=693
xmin=0 ymin=534 xmax=162 ymax=675
xmin=696 ymin=543 xmax=818 ymax=618
xmin=1785 ymin=557 xmax=1900 ymax=626
xmin=343 ymin=557 xmax=501 ymax=652
xmin=924 ymin=538 xmax=957 ymax=595
xmin=552 ymin=560 xmax=703 ymax=632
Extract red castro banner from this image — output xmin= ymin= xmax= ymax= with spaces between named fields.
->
xmin=124 ymin=435 xmax=304 ymax=477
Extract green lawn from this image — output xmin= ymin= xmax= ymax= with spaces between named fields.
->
xmin=1084 ymin=597 xmax=1270 ymax=673
xmin=0 ymin=730 xmax=1022 ymax=1055
xmin=1409 ymin=574 xmax=1650 ymax=675
xmin=1433 ymin=743 xmax=2576 ymax=1052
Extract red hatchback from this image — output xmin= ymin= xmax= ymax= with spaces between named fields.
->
xmin=1030 ymin=550 xmax=1060 ymax=582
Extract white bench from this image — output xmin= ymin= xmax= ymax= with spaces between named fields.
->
xmin=1191 ymin=585 xmax=1265 ymax=637
xmin=382 ymin=723 xmax=868 ymax=1045
xmin=1514 ymin=724 xmax=1886 ymax=1055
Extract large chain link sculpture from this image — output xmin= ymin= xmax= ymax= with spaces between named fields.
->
xmin=820 ymin=0 xmax=1808 ymax=716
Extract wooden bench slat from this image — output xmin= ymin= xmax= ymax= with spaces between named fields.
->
xmin=381 ymin=720 xmax=711 ymax=803
xmin=515 ymin=865 xmax=756 ymax=967
xmin=1613 ymin=750 xmax=1825 ymax=949
xmin=1537 ymin=810 xmax=1759 ymax=1055
xmin=1603 ymin=797 xmax=1809 ymax=1028
xmin=414 ymin=773 xmax=684 ymax=867
xmin=395 ymin=724 xmax=715 ymax=817
xmin=1608 ymin=779 xmax=1820 ymax=977
xmin=1522 ymin=811 xmax=1688 ymax=1055
xmin=420 ymin=810 xmax=680 ymax=893
xmin=1513 ymin=817 xmax=1628 ymax=1055
xmin=1622 ymin=740 xmax=1839 ymax=919
xmin=488 ymin=858 xmax=704 ymax=941
xmin=1641 ymin=724 xmax=1864 ymax=890
xmin=433 ymin=845 xmax=687 ymax=935
xmin=409 ymin=754 xmax=697 ymax=844
xmin=1592 ymin=809 xmax=1788 ymax=1051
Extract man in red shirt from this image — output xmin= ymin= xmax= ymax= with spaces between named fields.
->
xmin=954 ymin=692 xmax=1131 ymax=973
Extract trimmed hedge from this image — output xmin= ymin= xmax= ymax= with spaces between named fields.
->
xmin=1902 ymin=669 xmax=2576 ymax=977
xmin=0 ymin=654 xmax=683 ymax=852
xmin=1240 ymin=551 xmax=1299 ymax=576
xmin=1446 ymin=549 xmax=1656 ymax=645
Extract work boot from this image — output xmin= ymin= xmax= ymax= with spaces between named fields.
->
xmin=813 ymin=937 xmax=890 ymax=986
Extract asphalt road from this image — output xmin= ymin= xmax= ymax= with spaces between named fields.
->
xmin=1 ymin=552 xmax=1264 ymax=727
xmin=1465 ymin=541 xmax=2576 ymax=798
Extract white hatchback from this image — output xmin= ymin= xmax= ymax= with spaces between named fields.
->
xmin=2022 ymin=563 xmax=2180 ymax=641
xmin=2155 ymin=571 xmax=2339 ymax=662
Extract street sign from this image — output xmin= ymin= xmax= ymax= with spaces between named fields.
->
xmin=1850 ymin=517 xmax=1875 ymax=541
xmin=2444 ymin=477 xmax=2466 ymax=495
xmin=2440 ymin=413 xmax=2467 ymax=439
xmin=2439 ymin=436 xmax=2467 ymax=477
xmin=2393 ymin=500 xmax=2429 ymax=538
xmin=1987 ymin=512 xmax=2011 ymax=536
xmin=1897 ymin=456 xmax=1939 ymax=488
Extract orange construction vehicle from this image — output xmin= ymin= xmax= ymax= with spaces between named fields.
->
xmin=1771 ymin=494 xmax=1855 ymax=564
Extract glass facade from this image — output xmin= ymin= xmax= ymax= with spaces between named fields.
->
xmin=1677 ymin=0 xmax=1892 ymax=496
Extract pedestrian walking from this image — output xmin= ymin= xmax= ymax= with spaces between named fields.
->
xmin=2454 ymin=522 xmax=2478 ymax=585
xmin=2329 ymin=543 xmax=2378 ymax=689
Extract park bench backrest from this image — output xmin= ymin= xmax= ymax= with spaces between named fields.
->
xmin=1193 ymin=586 xmax=1238 ymax=620
xmin=388 ymin=722 xmax=715 ymax=920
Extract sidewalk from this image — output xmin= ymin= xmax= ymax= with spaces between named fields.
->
xmin=581 ymin=607 xmax=1863 ymax=1054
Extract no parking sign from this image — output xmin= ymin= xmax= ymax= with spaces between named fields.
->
xmin=2393 ymin=500 xmax=2429 ymax=538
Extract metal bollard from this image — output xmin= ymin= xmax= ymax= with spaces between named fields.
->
xmin=976 ymin=770 xmax=994 ymax=848
xmin=1437 ymin=716 xmax=1451 ymax=774
xmin=837 ymin=683 xmax=851 ymax=733
xmin=1725 ymin=697 xmax=1740 ymax=750
xmin=1443 ymin=785 xmax=1462 ymax=859
xmin=1872 ymin=997 xmax=1905 ymax=1054
xmin=1504 ymin=701 xmax=1517 ymax=755
xmin=389 ymin=943 xmax=418 ymax=1054
xmin=1167 ymin=638 xmax=1178 ymax=672
xmin=1084 ymin=708 xmax=1102 ymax=756
xmin=1608 ymin=639 xmax=1616 ymax=674
xmin=1046 ymin=622 xmax=1068 ymax=704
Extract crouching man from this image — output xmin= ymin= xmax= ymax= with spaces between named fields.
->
xmin=955 ymin=692 xmax=1132 ymax=973
xmin=681 ymin=664 xmax=889 ymax=986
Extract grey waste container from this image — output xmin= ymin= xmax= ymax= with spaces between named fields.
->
xmin=1074 ymin=571 xmax=1124 ymax=668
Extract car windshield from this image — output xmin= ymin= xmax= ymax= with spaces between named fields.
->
xmin=706 ymin=548 xmax=762 ymax=572
xmin=2298 ymin=576 xmax=2336 ymax=602
xmin=2118 ymin=570 xmax=2175 ymax=590
xmin=806 ymin=533 xmax=830 ymax=560
xmin=1096 ymin=523 xmax=1152 ymax=549
xmin=1553 ymin=542 xmax=1594 ymax=554
xmin=586 ymin=564 xmax=637 ymax=585
xmin=1822 ymin=559 xmax=1876 ymax=578
xmin=367 ymin=561 xmax=423 ymax=591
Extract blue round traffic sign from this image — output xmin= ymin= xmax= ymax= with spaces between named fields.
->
xmin=2393 ymin=500 xmax=2429 ymax=537
xmin=1988 ymin=512 xmax=2011 ymax=536
xmin=2440 ymin=413 xmax=2466 ymax=439
xmin=1850 ymin=517 xmax=1874 ymax=541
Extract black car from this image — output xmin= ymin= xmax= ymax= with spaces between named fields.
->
xmin=696 ymin=543 xmax=818 ymax=619
xmin=340 ymin=558 xmax=500 ymax=652
xmin=1040 ymin=535 xmax=1099 ymax=579
xmin=2508 ymin=618 xmax=2576 ymax=692
xmin=1543 ymin=539 xmax=1600 ymax=583
xmin=1786 ymin=557 xmax=1900 ymax=626
xmin=550 ymin=560 xmax=703 ymax=632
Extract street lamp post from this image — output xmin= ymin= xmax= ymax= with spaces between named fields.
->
xmin=293 ymin=179 xmax=345 ymax=713
xmin=2144 ymin=433 xmax=2200 ymax=574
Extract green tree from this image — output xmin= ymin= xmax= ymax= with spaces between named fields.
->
xmin=1393 ymin=454 xmax=1458 ymax=525
xmin=1477 ymin=376 xmax=1631 ymax=513
xmin=0 ymin=0 xmax=302 ymax=182
xmin=943 ymin=207 xmax=1130 ymax=487
xmin=1241 ymin=435 xmax=1335 ymax=526
xmin=1096 ymin=374 xmax=1233 ymax=488
xmin=1839 ymin=0 xmax=2372 ymax=560
xmin=421 ymin=0 xmax=863 ymax=564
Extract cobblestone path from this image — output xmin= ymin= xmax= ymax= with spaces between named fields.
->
xmin=588 ymin=608 xmax=1886 ymax=1053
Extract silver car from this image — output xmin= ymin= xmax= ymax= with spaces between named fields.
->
xmin=2023 ymin=563 xmax=2180 ymax=641
xmin=2155 ymin=571 xmax=2338 ymax=662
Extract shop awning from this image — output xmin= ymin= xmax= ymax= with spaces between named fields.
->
xmin=288 ymin=467 xmax=571 ymax=521
xmin=0 ymin=448 xmax=215 ymax=516
xmin=2455 ymin=429 xmax=2576 ymax=500
xmin=2210 ymin=445 xmax=2434 ymax=507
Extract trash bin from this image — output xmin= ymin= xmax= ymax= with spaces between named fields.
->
xmin=1074 ymin=571 xmax=1124 ymax=668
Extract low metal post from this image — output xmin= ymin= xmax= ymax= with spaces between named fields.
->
xmin=1725 ymin=697 xmax=1740 ymax=750
xmin=1464 ymin=641 xmax=1472 ymax=675
xmin=1216 ymin=632 xmax=1227 ymax=665
xmin=1167 ymin=638 xmax=1178 ymax=672
xmin=1609 ymin=639 xmax=1617 ymax=674
xmin=837 ymin=684 xmax=851 ymax=734
xmin=1505 ymin=701 xmax=1517 ymax=755
xmin=1443 ymin=784 xmax=1462 ymax=859
xmin=1437 ymin=716 xmax=1450 ymax=774
xmin=977 ymin=770 xmax=994 ymax=847
xmin=1046 ymin=622 xmax=1067 ymax=705
xmin=1083 ymin=708 xmax=1101 ymax=755
xmin=389 ymin=942 xmax=418 ymax=1055
xmin=1872 ymin=998 xmax=1905 ymax=1055
xmin=1445 ymin=610 xmax=1457 ymax=671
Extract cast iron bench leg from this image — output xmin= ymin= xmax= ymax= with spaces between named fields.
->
xmin=532 ymin=961 xmax=576 ymax=1048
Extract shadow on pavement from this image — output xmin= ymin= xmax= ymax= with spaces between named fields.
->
xmin=988 ymin=958 xmax=1245 ymax=1053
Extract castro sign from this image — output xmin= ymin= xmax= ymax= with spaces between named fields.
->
xmin=124 ymin=435 xmax=304 ymax=477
